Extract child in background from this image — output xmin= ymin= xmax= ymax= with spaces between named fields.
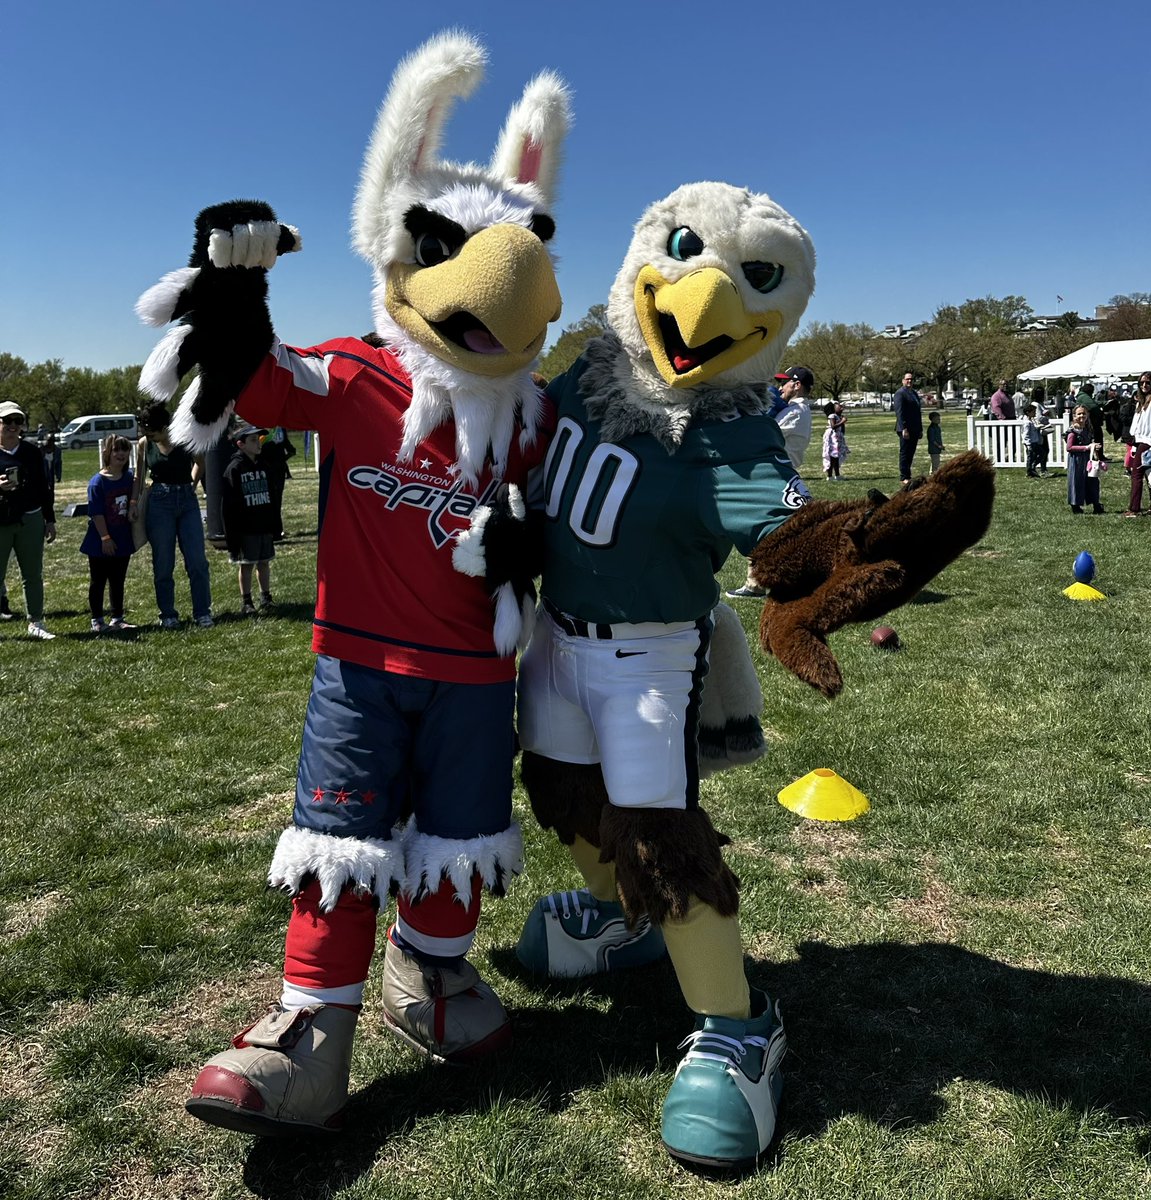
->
xmin=927 ymin=411 xmax=945 ymax=473
xmin=222 ymin=423 xmax=277 ymax=615
xmin=1066 ymin=404 xmax=1104 ymax=514
xmin=821 ymin=405 xmax=841 ymax=481
xmin=80 ymin=435 xmax=138 ymax=632
xmin=821 ymin=403 xmax=849 ymax=481
xmin=1021 ymin=404 xmax=1049 ymax=478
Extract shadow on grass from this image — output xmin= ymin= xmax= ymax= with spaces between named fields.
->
xmin=233 ymin=940 xmax=1150 ymax=1196
xmin=766 ymin=940 xmax=1151 ymax=1136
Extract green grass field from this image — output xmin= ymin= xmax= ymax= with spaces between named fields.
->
xmin=3 ymin=412 xmax=1149 ymax=1200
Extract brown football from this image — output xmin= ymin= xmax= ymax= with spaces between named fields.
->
xmin=871 ymin=626 xmax=900 ymax=650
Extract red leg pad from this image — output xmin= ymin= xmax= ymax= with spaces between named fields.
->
xmin=283 ymin=879 xmax=377 ymax=990
xmin=397 ymin=874 xmax=483 ymax=941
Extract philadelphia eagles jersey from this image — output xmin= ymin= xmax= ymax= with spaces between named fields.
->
xmin=540 ymin=356 xmax=809 ymax=624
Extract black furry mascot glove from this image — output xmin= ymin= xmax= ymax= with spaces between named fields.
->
xmin=452 ymin=483 xmax=544 ymax=656
xmin=135 ymin=200 xmax=301 ymax=449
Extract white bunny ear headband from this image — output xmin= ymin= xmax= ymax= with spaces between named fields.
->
xmin=352 ymin=29 xmax=571 ymax=270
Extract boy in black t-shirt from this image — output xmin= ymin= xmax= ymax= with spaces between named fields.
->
xmin=221 ymin=424 xmax=276 ymax=615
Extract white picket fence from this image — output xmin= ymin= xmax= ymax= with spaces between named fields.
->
xmin=966 ymin=416 xmax=1068 ymax=469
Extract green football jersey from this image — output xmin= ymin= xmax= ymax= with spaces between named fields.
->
xmin=541 ymin=359 xmax=810 ymax=624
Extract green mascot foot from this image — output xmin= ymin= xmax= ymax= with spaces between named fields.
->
xmin=661 ymin=990 xmax=786 ymax=1171
xmin=515 ymin=888 xmax=667 ymax=978
xmin=186 ymin=1003 xmax=358 ymax=1136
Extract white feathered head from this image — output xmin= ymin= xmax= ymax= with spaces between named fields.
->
xmin=606 ymin=182 xmax=815 ymax=395
xmin=352 ymin=31 xmax=571 ymax=481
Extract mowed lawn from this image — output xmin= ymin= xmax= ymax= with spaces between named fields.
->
xmin=2 ymin=411 xmax=1149 ymax=1200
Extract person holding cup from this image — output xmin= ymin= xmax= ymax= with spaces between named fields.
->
xmin=0 ymin=401 xmax=58 ymax=640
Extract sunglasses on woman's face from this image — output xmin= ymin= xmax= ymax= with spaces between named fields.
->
xmin=1 ymin=417 xmax=25 ymax=427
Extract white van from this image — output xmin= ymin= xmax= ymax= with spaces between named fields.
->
xmin=59 ymin=413 xmax=139 ymax=449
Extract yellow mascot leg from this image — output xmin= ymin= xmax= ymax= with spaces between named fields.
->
xmin=660 ymin=897 xmax=750 ymax=1019
xmin=568 ymin=834 xmax=618 ymax=902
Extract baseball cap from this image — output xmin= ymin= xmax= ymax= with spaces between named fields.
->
xmin=774 ymin=366 xmax=814 ymax=390
xmin=233 ymin=422 xmax=268 ymax=441
xmin=0 ymin=401 xmax=27 ymax=422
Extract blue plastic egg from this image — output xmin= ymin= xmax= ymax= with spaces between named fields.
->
xmin=1073 ymin=551 xmax=1096 ymax=584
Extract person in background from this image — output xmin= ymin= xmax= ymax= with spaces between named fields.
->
xmin=770 ymin=366 xmax=815 ymax=472
xmin=1121 ymin=372 xmax=1151 ymax=517
xmin=1075 ymin=382 xmax=1106 ymax=456
xmin=988 ymin=380 xmax=1016 ymax=421
xmin=726 ymin=366 xmax=815 ymax=598
xmin=893 ymin=371 xmax=923 ymax=485
xmin=222 ymin=423 xmax=278 ymax=614
xmin=0 ymin=401 xmax=57 ymax=640
xmin=132 ymin=402 xmax=213 ymax=629
xmin=41 ymin=433 xmax=61 ymax=496
xmin=1030 ymin=387 xmax=1052 ymax=476
xmin=821 ymin=402 xmax=847 ymax=481
xmin=1066 ymin=405 xmax=1104 ymax=515
xmin=926 ymin=410 xmax=945 ymax=473
xmin=81 ymin=435 xmax=138 ymax=633
xmin=1021 ymin=404 xmax=1051 ymax=479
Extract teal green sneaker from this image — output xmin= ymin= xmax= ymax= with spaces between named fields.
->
xmin=515 ymin=888 xmax=666 ymax=978
xmin=661 ymin=990 xmax=786 ymax=1169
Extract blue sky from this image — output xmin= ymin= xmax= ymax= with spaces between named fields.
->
xmin=3 ymin=0 xmax=1148 ymax=371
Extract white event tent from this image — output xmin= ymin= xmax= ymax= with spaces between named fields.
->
xmin=1019 ymin=338 xmax=1151 ymax=380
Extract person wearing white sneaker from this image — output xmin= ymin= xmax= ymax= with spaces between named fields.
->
xmin=0 ymin=402 xmax=57 ymax=640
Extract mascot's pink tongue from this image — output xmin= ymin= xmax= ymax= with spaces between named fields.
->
xmin=673 ymin=351 xmax=700 ymax=371
xmin=464 ymin=329 xmax=506 ymax=354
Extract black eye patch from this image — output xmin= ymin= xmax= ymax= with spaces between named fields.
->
xmin=530 ymin=213 xmax=556 ymax=242
xmin=403 ymin=206 xmax=467 ymax=255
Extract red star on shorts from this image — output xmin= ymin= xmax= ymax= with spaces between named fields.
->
xmin=311 ymin=787 xmax=325 ymax=803
xmin=334 ymin=789 xmax=351 ymax=805
xmin=361 ymin=789 xmax=377 ymax=806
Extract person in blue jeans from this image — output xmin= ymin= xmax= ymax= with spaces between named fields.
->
xmin=131 ymin=403 xmax=213 ymax=628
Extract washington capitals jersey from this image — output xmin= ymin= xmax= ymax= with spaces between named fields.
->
xmin=236 ymin=337 xmax=549 ymax=683
xmin=540 ymin=356 xmax=809 ymax=624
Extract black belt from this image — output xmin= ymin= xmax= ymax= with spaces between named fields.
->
xmin=543 ymin=598 xmax=614 ymax=640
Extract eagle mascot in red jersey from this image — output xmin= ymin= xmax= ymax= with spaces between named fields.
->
xmin=136 ymin=32 xmax=571 ymax=1135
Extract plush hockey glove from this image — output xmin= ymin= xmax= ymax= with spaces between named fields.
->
xmin=136 ymin=200 xmax=301 ymax=452
xmin=452 ymin=483 xmax=544 ymax=656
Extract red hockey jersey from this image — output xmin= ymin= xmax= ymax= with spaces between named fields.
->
xmin=236 ymin=338 xmax=549 ymax=684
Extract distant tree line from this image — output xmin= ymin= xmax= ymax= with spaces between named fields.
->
xmin=0 ymin=354 xmax=203 ymax=433
xmin=7 ymin=292 xmax=1150 ymax=424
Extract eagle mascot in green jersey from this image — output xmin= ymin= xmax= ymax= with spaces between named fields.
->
xmin=511 ymin=182 xmax=816 ymax=1171
xmin=501 ymin=182 xmax=993 ymax=1172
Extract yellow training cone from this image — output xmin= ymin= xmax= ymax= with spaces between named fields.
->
xmin=1062 ymin=582 xmax=1106 ymax=601
xmin=778 ymin=769 xmax=870 ymax=822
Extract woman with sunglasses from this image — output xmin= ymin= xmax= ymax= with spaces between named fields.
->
xmin=1122 ymin=373 xmax=1151 ymax=517
xmin=0 ymin=401 xmax=57 ymax=640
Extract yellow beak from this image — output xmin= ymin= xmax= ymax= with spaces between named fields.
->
xmin=386 ymin=224 xmax=562 ymax=378
xmin=634 ymin=264 xmax=783 ymax=387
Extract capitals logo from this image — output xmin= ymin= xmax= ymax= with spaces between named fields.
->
xmin=347 ymin=462 xmax=500 ymax=548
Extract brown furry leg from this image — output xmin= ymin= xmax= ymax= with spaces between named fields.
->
xmin=520 ymin=751 xmax=608 ymax=847
xmin=599 ymin=805 xmax=739 ymax=926
xmin=760 ymin=603 xmax=844 ymax=698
